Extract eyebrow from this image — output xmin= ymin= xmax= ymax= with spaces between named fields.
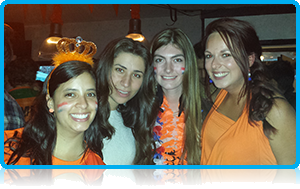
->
xmin=114 ymin=64 xmax=144 ymax=74
xmin=204 ymin=49 xmax=230 ymax=53
xmin=63 ymin=88 xmax=96 ymax=92
xmin=154 ymin=54 xmax=184 ymax=59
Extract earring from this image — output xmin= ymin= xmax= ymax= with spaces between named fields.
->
xmin=248 ymin=72 xmax=252 ymax=81
xmin=209 ymin=77 xmax=213 ymax=83
xmin=49 ymin=108 xmax=54 ymax=113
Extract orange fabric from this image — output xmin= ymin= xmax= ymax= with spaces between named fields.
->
xmin=4 ymin=128 xmax=105 ymax=165
xmin=153 ymin=97 xmax=188 ymax=181
xmin=200 ymin=89 xmax=277 ymax=165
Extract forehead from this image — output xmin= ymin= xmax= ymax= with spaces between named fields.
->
xmin=113 ymin=52 xmax=146 ymax=71
xmin=54 ymin=72 xmax=95 ymax=92
xmin=206 ymin=32 xmax=229 ymax=49
xmin=155 ymin=43 xmax=183 ymax=55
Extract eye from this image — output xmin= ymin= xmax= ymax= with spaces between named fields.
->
xmin=133 ymin=73 xmax=142 ymax=78
xmin=87 ymin=92 xmax=96 ymax=97
xmin=174 ymin=58 xmax=184 ymax=63
xmin=222 ymin=53 xmax=231 ymax=58
xmin=116 ymin=68 xmax=124 ymax=73
xmin=65 ymin=93 xmax=75 ymax=98
xmin=205 ymin=54 xmax=212 ymax=59
xmin=154 ymin=58 xmax=163 ymax=63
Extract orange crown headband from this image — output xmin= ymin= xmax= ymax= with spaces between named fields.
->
xmin=47 ymin=36 xmax=97 ymax=95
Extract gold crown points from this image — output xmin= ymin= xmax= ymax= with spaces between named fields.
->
xmin=52 ymin=36 xmax=97 ymax=67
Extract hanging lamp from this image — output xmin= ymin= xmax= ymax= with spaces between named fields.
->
xmin=125 ymin=5 xmax=146 ymax=42
xmin=38 ymin=5 xmax=63 ymax=60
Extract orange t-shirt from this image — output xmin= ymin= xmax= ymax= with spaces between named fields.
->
xmin=200 ymin=89 xmax=277 ymax=165
xmin=4 ymin=128 xmax=105 ymax=165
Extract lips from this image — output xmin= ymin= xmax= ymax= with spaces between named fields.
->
xmin=116 ymin=88 xmax=130 ymax=97
xmin=212 ymin=72 xmax=229 ymax=80
xmin=70 ymin=113 xmax=90 ymax=122
xmin=161 ymin=76 xmax=177 ymax=80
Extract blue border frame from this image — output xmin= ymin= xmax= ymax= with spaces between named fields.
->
xmin=1 ymin=0 xmax=299 ymax=170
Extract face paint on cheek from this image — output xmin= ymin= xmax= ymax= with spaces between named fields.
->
xmin=181 ymin=67 xmax=185 ymax=74
xmin=57 ymin=102 xmax=68 ymax=113
xmin=95 ymin=101 xmax=98 ymax=111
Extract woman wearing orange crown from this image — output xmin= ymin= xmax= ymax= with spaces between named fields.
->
xmin=4 ymin=36 xmax=107 ymax=165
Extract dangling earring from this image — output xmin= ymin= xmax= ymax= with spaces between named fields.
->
xmin=209 ymin=77 xmax=213 ymax=83
xmin=49 ymin=108 xmax=54 ymax=113
xmin=248 ymin=71 xmax=252 ymax=81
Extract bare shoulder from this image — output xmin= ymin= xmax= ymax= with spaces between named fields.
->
xmin=266 ymin=97 xmax=296 ymax=130
xmin=266 ymin=97 xmax=296 ymax=165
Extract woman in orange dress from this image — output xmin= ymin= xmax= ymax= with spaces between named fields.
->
xmin=200 ymin=18 xmax=296 ymax=165
xmin=4 ymin=37 xmax=106 ymax=165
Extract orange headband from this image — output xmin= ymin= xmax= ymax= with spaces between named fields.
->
xmin=47 ymin=36 xmax=97 ymax=95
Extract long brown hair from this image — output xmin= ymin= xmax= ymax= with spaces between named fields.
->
xmin=94 ymin=37 xmax=159 ymax=164
xmin=150 ymin=28 xmax=202 ymax=165
xmin=201 ymin=18 xmax=277 ymax=136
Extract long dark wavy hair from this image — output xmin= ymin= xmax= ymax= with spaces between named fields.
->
xmin=94 ymin=37 xmax=159 ymax=165
xmin=201 ymin=18 xmax=278 ymax=136
xmin=5 ymin=61 xmax=107 ymax=165
xmin=150 ymin=28 xmax=202 ymax=165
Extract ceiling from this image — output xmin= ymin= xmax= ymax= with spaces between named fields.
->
xmin=4 ymin=4 xmax=294 ymax=26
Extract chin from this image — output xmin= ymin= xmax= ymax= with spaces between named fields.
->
xmin=73 ymin=124 xmax=91 ymax=132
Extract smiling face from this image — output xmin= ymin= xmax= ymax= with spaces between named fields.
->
xmin=204 ymin=32 xmax=244 ymax=93
xmin=153 ymin=43 xmax=185 ymax=94
xmin=108 ymin=52 xmax=145 ymax=110
xmin=47 ymin=72 xmax=97 ymax=135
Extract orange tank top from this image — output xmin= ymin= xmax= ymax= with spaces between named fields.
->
xmin=201 ymin=89 xmax=277 ymax=165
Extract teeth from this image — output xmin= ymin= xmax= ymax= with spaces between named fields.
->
xmin=214 ymin=72 xmax=228 ymax=77
xmin=118 ymin=90 xmax=128 ymax=94
xmin=71 ymin=114 xmax=88 ymax=119
xmin=162 ymin=76 xmax=176 ymax=79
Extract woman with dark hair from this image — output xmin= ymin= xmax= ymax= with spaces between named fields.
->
xmin=150 ymin=28 xmax=202 ymax=165
xmin=4 ymin=37 xmax=106 ymax=165
xmin=94 ymin=37 xmax=158 ymax=165
xmin=201 ymin=18 xmax=296 ymax=165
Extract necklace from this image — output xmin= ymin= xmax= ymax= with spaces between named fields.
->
xmin=153 ymin=96 xmax=187 ymax=165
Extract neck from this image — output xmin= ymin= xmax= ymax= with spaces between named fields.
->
xmin=163 ymin=89 xmax=182 ymax=112
xmin=53 ymin=132 xmax=85 ymax=161
xmin=225 ymin=89 xmax=247 ymax=105
xmin=108 ymin=96 xmax=118 ymax=111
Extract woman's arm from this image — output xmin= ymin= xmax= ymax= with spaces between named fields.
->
xmin=266 ymin=98 xmax=296 ymax=165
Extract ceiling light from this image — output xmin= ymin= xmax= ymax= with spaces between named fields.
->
xmin=38 ymin=23 xmax=62 ymax=60
xmin=126 ymin=18 xmax=145 ymax=42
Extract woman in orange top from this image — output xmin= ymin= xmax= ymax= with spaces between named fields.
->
xmin=200 ymin=18 xmax=296 ymax=165
xmin=4 ymin=37 xmax=106 ymax=165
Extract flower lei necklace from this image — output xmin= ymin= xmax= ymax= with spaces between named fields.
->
xmin=153 ymin=96 xmax=187 ymax=165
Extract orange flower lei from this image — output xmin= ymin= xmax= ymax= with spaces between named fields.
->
xmin=153 ymin=96 xmax=187 ymax=165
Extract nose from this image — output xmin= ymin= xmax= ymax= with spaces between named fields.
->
xmin=211 ymin=57 xmax=222 ymax=69
xmin=164 ymin=61 xmax=173 ymax=74
xmin=76 ymin=95 xmax=88 ymax=109
xmin=120 ymin=73 xmax=131 ymax=88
